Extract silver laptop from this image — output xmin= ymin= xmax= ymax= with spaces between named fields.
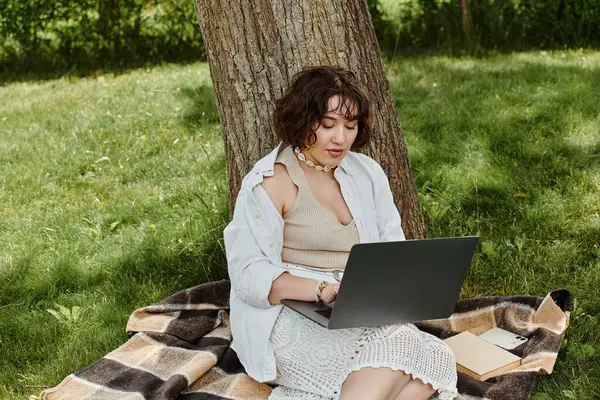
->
xmin=281 ymin=236 xmax=478 ymax=329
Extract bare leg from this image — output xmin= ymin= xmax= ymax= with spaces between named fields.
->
xmin=394 ymin=377 xmax=436 ymax=400
xmin=340 ymin=367 xmax=411 ymax=400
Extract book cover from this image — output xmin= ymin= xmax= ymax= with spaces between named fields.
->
xmin=444 ymin=331 xmax=522 ymax=381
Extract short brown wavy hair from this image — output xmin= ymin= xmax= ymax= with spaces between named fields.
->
xmin=273 ymin=66 xmax=371 ymax=150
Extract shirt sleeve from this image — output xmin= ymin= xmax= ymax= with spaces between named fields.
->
xmin=373 ymin=162 xmax=406 ymax=242
xmin=223 ymin=184 xmax=286 ymax=309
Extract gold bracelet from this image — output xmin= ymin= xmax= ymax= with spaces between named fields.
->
xmin=315 ymin=280 xmax=328 ymax=303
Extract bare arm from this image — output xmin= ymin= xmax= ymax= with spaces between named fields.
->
xmin=268 ymin=272 xmax=339 ymax=304
xmin=261 ymin=164 xmax=339 ymax=304
xmin=268 ymin=272 xmax=317 ymax=304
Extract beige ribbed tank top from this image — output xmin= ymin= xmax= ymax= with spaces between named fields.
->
xmin=276 ymin=146 xmax=360 ymax=272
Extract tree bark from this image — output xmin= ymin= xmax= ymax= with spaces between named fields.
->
xmin=460 ymin=0 xmax=471 ymax=46
xmin=98 ymin=0 xmax=121 ymax=58
xmin=194 ymin=0 xmax=426 ymax=239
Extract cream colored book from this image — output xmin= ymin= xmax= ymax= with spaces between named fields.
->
xmin=444 ymin=331 xmax=522 ymax=381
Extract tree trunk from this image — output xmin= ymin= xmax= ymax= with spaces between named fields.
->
xmin=460 ymin=0 xmax=471 ymax=47
xmin=98 ymin=0 xmax=121 ymax=59
xmin=193 ymin=0 xmax=426 ymax=239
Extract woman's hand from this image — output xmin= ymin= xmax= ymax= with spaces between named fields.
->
xmin=320 ymin=282 xmax=340 ymax=304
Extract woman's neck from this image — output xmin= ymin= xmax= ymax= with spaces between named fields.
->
xmin=296 ymin=149 xmax=337 ymax=178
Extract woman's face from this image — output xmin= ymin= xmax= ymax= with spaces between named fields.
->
xmin=303 ymin=95 xmax=359 ymax=169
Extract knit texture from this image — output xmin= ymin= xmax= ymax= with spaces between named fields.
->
xmin=269 ymin=295 xmax=458 ymax=400
xmin=276 ymin=146 xmax=360 ymax=272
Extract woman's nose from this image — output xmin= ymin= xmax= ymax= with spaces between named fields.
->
xmin=332 ymin=126 xmax=346 ymax=144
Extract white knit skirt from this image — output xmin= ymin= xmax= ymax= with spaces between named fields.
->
xmin=267 ymin=266 xmax=458 ymax=400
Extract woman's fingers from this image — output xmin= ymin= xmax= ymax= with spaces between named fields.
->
xmin=321 ymin=283 xmax=340 ymax=303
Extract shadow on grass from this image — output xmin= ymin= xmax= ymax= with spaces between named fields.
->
xmin=396 ymin=58 xmax=600 ymax=239
xmin=110 ymin=231 xmax=229 ymax=301
xmin=0 ymin=215 xmax=229 ymax=309
xmin=0 ymin=54 xmax=205 ymax=87
xmin=179 ymin=85 xmax=220 ymax=127
xmin=381 ymin=44 xmax=600 ymax=62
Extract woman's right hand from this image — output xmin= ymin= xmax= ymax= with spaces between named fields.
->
xmin=320 ymin=282 xmax=340 ymax=304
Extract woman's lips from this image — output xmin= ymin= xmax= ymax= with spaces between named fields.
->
xmin=327 ymin=149 xmax=343 ymax=158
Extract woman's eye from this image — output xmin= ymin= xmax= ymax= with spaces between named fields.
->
xmin=322 ymin=124 xmax=356 ymax=130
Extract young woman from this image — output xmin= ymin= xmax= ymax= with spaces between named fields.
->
xmin=223 ymin=66 xmax=457 ymax=400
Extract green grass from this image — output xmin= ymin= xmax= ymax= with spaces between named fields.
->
xmin=1 ymin=51 xmax=599 ymax=399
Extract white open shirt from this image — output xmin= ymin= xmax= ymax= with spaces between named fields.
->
xmin=223 ymin=142 xmax=406 ymax=382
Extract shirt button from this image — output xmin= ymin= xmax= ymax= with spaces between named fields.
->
xmin=269 ymin=243 xmax=274 ymax=248
xmin=255 ymin=214 xmax=261 ymax=219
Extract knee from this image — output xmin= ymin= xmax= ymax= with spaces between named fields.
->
xmin=341 ymin=368 xmax=411 ymax=400
xmin=411 ymin=377 xmax=436 ymax=398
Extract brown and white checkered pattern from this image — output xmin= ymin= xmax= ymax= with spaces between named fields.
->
xmin=32 ymin=281 xmax=569 ymax=400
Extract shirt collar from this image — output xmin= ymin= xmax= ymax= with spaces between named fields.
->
xmin=337 ymin=154 xmax=354 ymax=176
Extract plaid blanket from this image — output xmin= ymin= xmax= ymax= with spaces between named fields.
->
xmin=32 ymin=280 xmax=570 ymax=400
